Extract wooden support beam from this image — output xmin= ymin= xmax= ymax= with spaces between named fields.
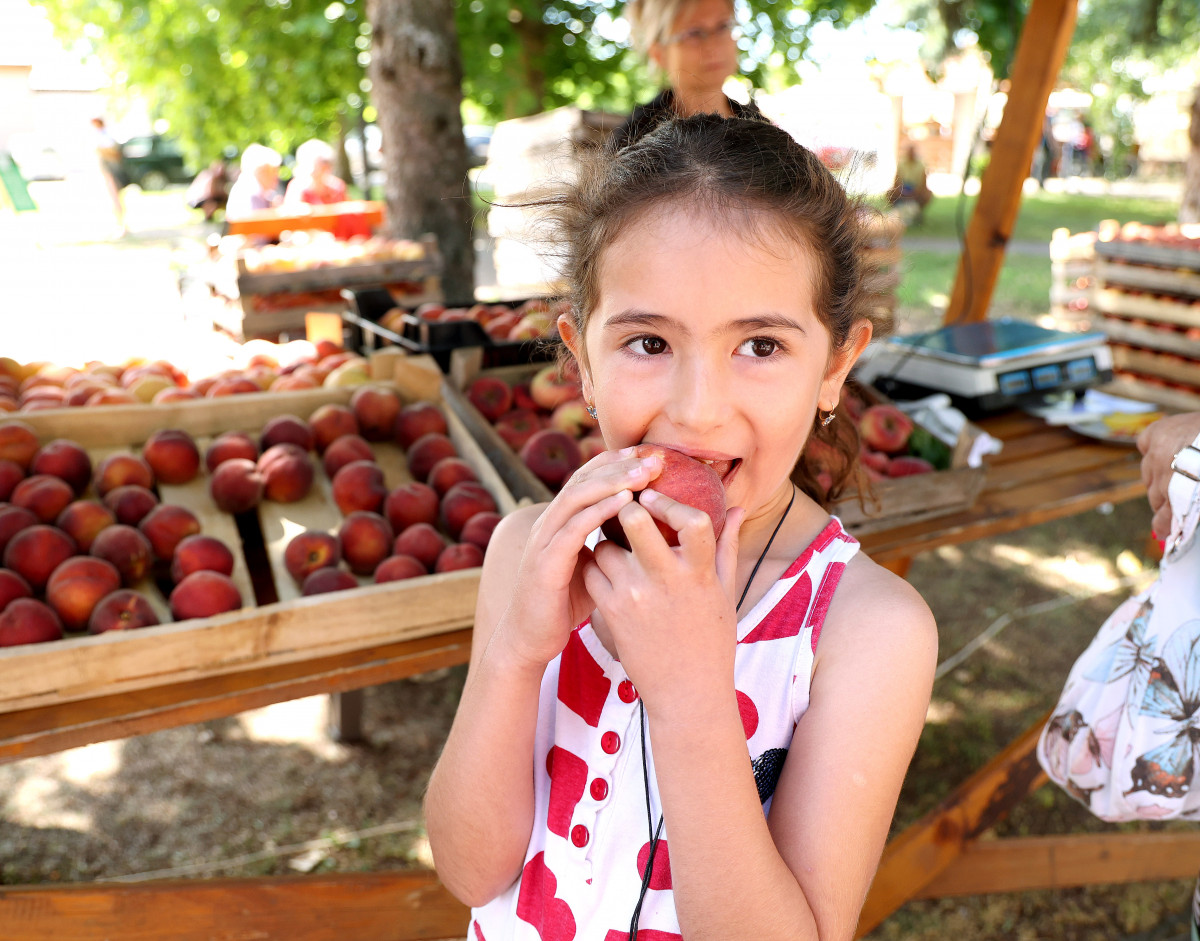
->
xmin=856 ymin=712 xmax=1049 ymax=936
xmin=916 ymin=831 xmax=1200 ymax=898
xmin=943 ymin=0 xmax=1078 ymax=324
xmin=0 ymin=870 xmax=470 ymax=941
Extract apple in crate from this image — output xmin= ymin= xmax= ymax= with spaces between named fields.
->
xmin=0 ymin=420 xmax=39 ymax=470
xmin=170 ymin=570 xmax=243 ymax=620
xmin=0 ymin=598 xmax=64 ymax=646
xmin=308 ymin=403 xmax=359 ymax=453
xmin=30 ymin=439 xmax=92 ymax=495
xmin=467 ymin=376 xmax=513 ymax=423
xmin=257 ymin=443 xmax=315 ymax=503
xmin=170 ymin=534 xmax=236 ymax=583
xmin=142 ymin=429 xmax=201 ymax=485
xmin=0 ymin=567 xmax=33 ymax=610
xmin=406 ymin=433 xmax=458 ymax=483
xmin=435 ymin=542 xmax=484 ymax=572
xmin=384 ymin=481 xmax=439 ymax=532
xmin=302 ymin=567 xmax=359 ymax=596
xmin=138 ymin=504 xmax=201 ymax=561
xmin=519 ymin=429 xmax=582 ymax=490
xmin=90 ymin=524 xmax=154 ymax=586
xmin=45 ymin=556 xmax=121 ymax=631
xmin=529 ymin=365 xmax=580 ymax=411
xmin=205 ymin=431 xmax=260 ymax=472
xmin=394 ymin=402 xmax=448 ymax=450
xmin=322 ymin=434 xmax=375 ymax=479
xmin=3 ymin=524 xmax=77 ymax=593
xmin=260 ymin=414 xmax=315 ymax=453
xmin=600 ymin=444 xmax=727 ymax=550
xmin=339 ymin=510 xmax=394 ymax=576
xmin=393 ymin=522 xmax=447 ymax=571
xmin=374 ymin=554 xmax=427 ymax=583
xmin=55 ymin=499 xmax=115 ymax=552
xmin=332 ymin=460 xmax=388 ymax=515
xmin=94 ymin=452 xmax=155 ymax=497
xmin=284 ymin=530 xmax=341 ymax=585
xmin=350 ymin=385 xmax=402 ymax=442
xmin=209 ymin=458 xmax=265 ymax=515
xmin=859 ymin=405 xmax=914 ymax=454
xmin=88 ymin=589 xmax=161 ymax=633
xmin=103 ymin=484 xmax=159 ymax=526
xmin=12 ymin=474 xmax=75 ymax=523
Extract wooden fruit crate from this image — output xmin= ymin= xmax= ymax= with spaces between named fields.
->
xmin=443 ymin=350 xmax=987 ymax=537
xmin=0 ymin=353 xmax=517 ymax=715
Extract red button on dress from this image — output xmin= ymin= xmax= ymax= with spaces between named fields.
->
xmin=590 ymin=778 xmax=609 ymax=801
xmin=571 ymin=824 xmax=590 ymax=847
xmin=601 ymin=731 xmax=620 ymax=754
xmin=618 ymin=680 xmax=638 ymax=703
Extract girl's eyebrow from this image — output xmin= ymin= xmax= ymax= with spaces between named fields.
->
xmin=602 ymin=309 xmax=807 ymax=336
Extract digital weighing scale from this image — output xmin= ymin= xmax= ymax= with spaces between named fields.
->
xmin=856 ymin=319 xmax=1113 ymax=416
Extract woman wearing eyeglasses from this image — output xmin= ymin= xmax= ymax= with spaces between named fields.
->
xmin=612 ymin=0 xmax=763 ymax=150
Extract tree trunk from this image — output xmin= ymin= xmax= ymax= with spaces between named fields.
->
xmin=1181 ymin=82 xmax=1200 ymax=225
xmin=366 ymin=0 xmax=475 ymax=303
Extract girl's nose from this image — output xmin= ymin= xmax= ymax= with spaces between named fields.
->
xmin=666 ymin=353 xmax=731 ymax=433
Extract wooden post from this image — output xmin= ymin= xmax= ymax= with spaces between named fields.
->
xmin=943 ymin=0 xmax=1078 ymax=325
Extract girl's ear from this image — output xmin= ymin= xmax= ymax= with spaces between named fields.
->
xmin=648 ymin=40 xmax=666 ymax=72
xmin=556 ymin=311 xmax=595 ymax=404
xmin=819 ymin=320 xmax=873 ymax=412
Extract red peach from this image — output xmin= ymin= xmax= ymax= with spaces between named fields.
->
xmin=460 ymin=511 xmax=502 ymax=552
xmin=88 ymin=589 xmax=161 ymax=633
xmin=859 ymin=405 xmax=914 ymax=454
xmin=0 ymin=598 xmax=64 ymax=646
xmin=350 ymin=385 xmax=403 ymax=442
xmin=529 ymin=364 xmax=581 ymax=411
xmin=0 ymin=504 xmax=39 ymax=556
xmin=0 ymin=421 xmax=39 ymax=469
xmin=308 ymin=403 xmax=359 ymax=452
xmin=90 ymin=524 xmax=153 ymax=585
xmin=152 ymin=387 xmax=201 ymax=405
xmin=494 ymin=409 xmax=544 ymax=452
xmin=467 ymin=376 xmax=513 ymax=423
xmin=383 ymin=481 xmax=439 ymax=533
xmin=321 ymin=434 xmax=375 ymax=479
xmin=331 ymin=460 xmax=388 ymax=515
xmin=45 ymin=556 xmax=122 ymax=631
xmin=338 ymin=510 xmax=394 ymax=576
xmin=392 ymin=522 xmax=448 ymax=571
xmin=169 ymin=570 xmax=243 ymax=620
xmin=440 ymin=482 xmax=498 ymax=540
xmin=406 ymin=432 xmax=458 ymax=483
xmin=301 ymin=567 xmax=359 ymax=596
xmin=204 ymin=431 xmax=260 ymax=472
xmin=283 ymin=530 xmax=341 ymax=585
xmin=887 ymin=455 xmax=936 ymax=477
xmin=0 ymin=567 xmax=33 ymax=611
xmin=30 ymin=439 xmax=92 ymax=495
xmin=257 ymin=443 xmax=315 ymax=503
xmin=94 ymin=452 xmax=155 ymax=496
xmin=102 ymin=484 xmax=159 ymax=526
xmin=512 ymin=383 xmax=539 ymax=413
xmin=55 ymin=499 xmax=116 ymax=552
xmin=170 ymin=534 xmax=236 ymax=583
xmin=518 ymin=429 xmax=581 ymax=490
xmin=435 ymin=542 xmax=485 ymax=572
xmin=141 ymin=428 xmax=201 ymax=485
xmin=393 ymin=401 xmax=448 ymax=450
xmin=260 ymin=414 xmax=315 ymax=453
xmin=208 ymin=458 xmax=265 ymax=515
xmin=206 ymin=376 xmax=260 ymax=397
xmin=85 ymin=388 xmax=138 ymax=406
xmin=3 ymin=524 xmax=77 ymax=592
xmin=374 ymin=554 xmax=427 ymax=583
xmin=427 ymin=456 xmax=479 ymax=497
xmin=11 ymin=474 xmax=75 ymax=523
xmin=138 ymin=504 xmax=201 ymax=561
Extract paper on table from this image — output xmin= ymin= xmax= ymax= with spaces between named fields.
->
xmin=892 ymin=393 xmax=1003 ymax=468
xmin=1027 ymin=389 xmax=1161 ymax=426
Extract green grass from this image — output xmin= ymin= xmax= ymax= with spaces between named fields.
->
xmin=914 ymin=189 xmax=1179 ymax=243
xmin=894 ymin=251 xmax=1053 ymax=330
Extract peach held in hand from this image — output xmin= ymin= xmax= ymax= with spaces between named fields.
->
xmin=600 ymin=444 xmax=727 ymax=550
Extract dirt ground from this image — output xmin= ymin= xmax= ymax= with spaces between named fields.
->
xmin=2 ymin=495 xmax=1194 ymax=939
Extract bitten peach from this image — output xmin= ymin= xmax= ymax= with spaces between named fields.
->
xmin=169 ymin=570 xmax=243 ymax=620
xmin=88 ymin=589 xmax=160 ymax=633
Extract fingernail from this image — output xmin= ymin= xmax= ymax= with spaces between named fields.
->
xmin=620 ymin=446 xmax=636 ymax=457
xmin=640 ymin=488 xmax=659 ymax=504
xmin=641 ymin=455 xmax=660 ymax=469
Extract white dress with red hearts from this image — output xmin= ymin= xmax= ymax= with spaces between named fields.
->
xmin=469 ymin=517 xmax=859 ymax=941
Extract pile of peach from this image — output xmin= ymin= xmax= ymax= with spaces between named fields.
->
xmin=277 ymin=388 xmax=501 ymax=595
xmin=0 ymin=338 xmax=370 ymax=414
xmin=377 ymin=297 xmax=570 ymax=344
xmin=465 ymin=363 xmax=605 ymax=492
xmin=0 ymin=421 xmax=247 ymax=646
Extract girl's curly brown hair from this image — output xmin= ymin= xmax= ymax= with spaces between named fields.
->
xmin=526 ymin=112 xmax=889 ymax=508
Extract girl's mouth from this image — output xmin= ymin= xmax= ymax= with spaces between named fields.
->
xmin=696 ymin=457 xmax=740 ymax=488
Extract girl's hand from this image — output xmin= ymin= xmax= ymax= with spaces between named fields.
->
xmin=494 ymin=448 xmax=665 ymax=671
xmin=584 ymin=490 xmax=745 ymax=714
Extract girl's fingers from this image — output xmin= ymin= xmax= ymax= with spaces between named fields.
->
xmin=532 ymin=451 xmax=660 ymax=541
xmin=539 ymin=488 xmax=635 ymax=566
xmin=634 ymin=489 xmax=716 ymax=562
xmin=714 ymin=506 xmax=745 ymax=594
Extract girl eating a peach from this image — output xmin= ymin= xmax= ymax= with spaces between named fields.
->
xmin=424 ymin=114 xmax=937 ymax=940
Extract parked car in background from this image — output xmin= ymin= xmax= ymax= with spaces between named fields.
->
xmin=120 ymin=135 xmax=191 ymax=190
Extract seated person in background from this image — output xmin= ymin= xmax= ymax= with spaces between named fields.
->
xmin=285 ymin=139 xmax=348 ymax=206
xmin=225 ymin=144 xmax=283 ymax=219
xmin=889 ymin=145 xmax=933 ymax=223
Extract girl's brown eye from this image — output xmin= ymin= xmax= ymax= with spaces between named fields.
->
xmin=640 ymin=337 xmax=666 ymax=354
xmin=751 ymin=338 xmax=776 ymax=357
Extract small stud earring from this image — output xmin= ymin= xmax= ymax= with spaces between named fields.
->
xmin=820 ymin=410 xmax=835 ymax=427
xmin=586 ymin=404 xmax=598 ymax=420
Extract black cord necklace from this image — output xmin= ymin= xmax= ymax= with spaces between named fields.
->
xmin=628 ymin=485 xmax=797 ymax=938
